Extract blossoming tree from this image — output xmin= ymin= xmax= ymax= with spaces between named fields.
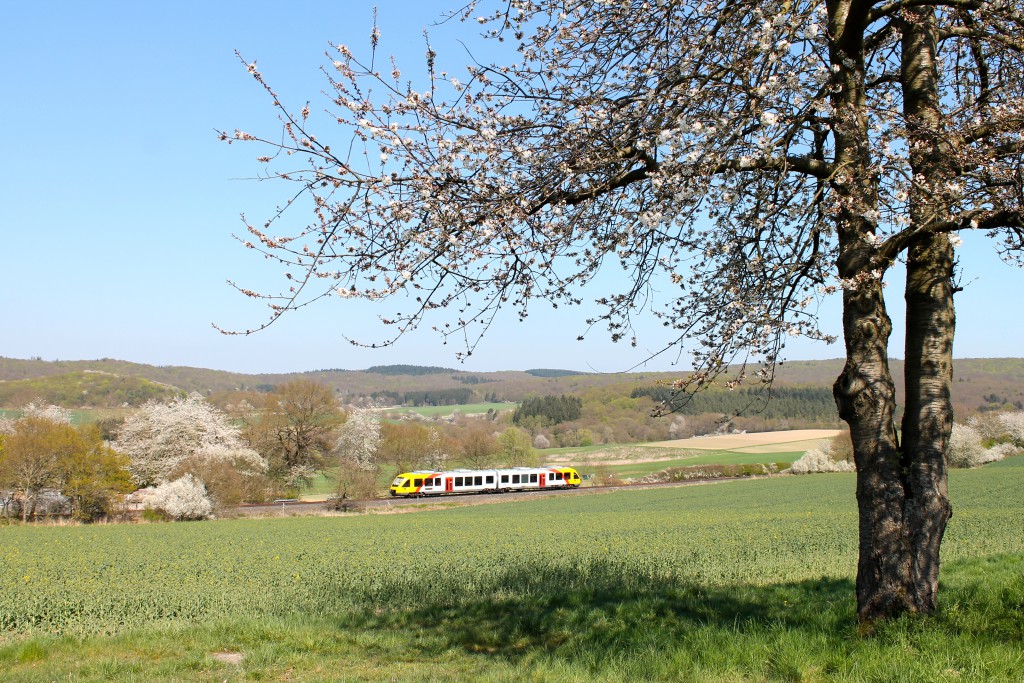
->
xmin=114 ymin=393 xmax=266 ymax=487
xmin=222 ymin=0 xmax=1023 ymax=623
xmin=335 ymin=408 xmax=382 ymax=471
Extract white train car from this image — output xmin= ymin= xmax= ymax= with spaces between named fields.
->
xmin=390 ymin=466 xmax=582 ymax=496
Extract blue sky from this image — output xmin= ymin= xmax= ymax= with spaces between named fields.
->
xmin=2 ymin=2 xmax=1021 ymax=375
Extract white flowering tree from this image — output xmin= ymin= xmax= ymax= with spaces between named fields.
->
xmin=333 ymin=408 xmax=383 ymax=499
xmin=424 ymin=428 xmax=450 ymax=470
xmin=791 ymin=440 xmax=857 ymax=474
xmin=114 ymin=393 xmax=266 ymax=487
xmin=335 ymin=408 xmax=382 ymax=471
xmin=998 ymin=411 xmax=1024 ymax=447
xmin=149 ymin=474 xmax=213 ymax=521
xmin=22 ymin=402 xmax=73 ymax=425
xmin=223 ymin=1 xmax=1023 ymax=623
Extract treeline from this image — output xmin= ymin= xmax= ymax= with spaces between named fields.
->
xmin=978 ymin=392 xmax=1024 ymax=412
xmin=513 ymin=395 xmax=583 ymax=425
xmin=630 ymin=385 xmax=839 ymax=422
xmin=364 ymin=365 xmax=454 ymax=376
xmin=453 ymin=374 xmax=496 ymax=385
xmin=525 ymin=369 xmax=582 ymax=377
xmin=373 ymin=388 xmax=479 ymax=406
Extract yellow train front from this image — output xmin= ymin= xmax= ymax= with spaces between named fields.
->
xmin=390 ymin=466 xmax=581 ymax=497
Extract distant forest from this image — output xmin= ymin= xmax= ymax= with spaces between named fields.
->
xmin=524 ymin=369 xmax=583 ymax=377
xmin=513 ymin=395 xmax=584 ymax=425
xmin=631 ymin=385 xmax=839 ymax=422
xmin=364 ymin=365 xmax=454 ymax=376
xmin=372 ymin=388 xmax=481 ymax=406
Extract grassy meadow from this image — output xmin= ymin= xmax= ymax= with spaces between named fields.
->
xmin=1 ymin=457 xmax=1022 ymax=682
xmin=0 ymin=407 xmax=127 ymax=426
xmin=381 ymin=402 xmax=517 ymax=419
xmin=592 ymin=450 xmax=803 ymax=479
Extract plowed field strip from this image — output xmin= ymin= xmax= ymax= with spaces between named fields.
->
xmin=645 ymin=429 xmax=842 ymax=451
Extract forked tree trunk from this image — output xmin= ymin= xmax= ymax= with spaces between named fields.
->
xmin=835 ymin=237 xmax=954 ymax=625
xmin=828 ymin=0 xmax=956 ymax=626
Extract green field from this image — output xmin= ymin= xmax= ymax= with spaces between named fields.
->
xmin=0 ymin=407 xmax=126 ymax=425
xmin=593 ymin=450 xmax=804 ymax=479
xmin=1 ymin=457 xmax=1022 ymax=681
xmin=382 ymin=402 xmax=517 ymax=419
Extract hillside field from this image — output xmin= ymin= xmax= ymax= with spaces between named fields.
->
xmin=644 ymin=429 xmax=844 ymax=452
xmin=4 ymin=356 xmax=1024 ymax=418
xmin=381 ymin=402 xmax=517 ymax=418
xmin=533 ymin=429 xmax=842 ymax=480
xmin=1 ymin=457 xmax=1021 ymax=682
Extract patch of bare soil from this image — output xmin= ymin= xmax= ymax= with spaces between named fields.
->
xmin=644 ymin=429 xmax=843 ymax=451
xmin=211 ymin=652 xmax=244 ymax=665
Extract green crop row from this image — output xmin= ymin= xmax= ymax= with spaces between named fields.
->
xmin=1 ymin=458 xmax=1021 ymax=636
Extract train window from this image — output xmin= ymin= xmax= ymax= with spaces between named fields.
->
xmin=414 ymin=478 xmax=423 ymax=487
xmin=474 ymin=476 xmax=483 ymax=485
xmin=455 ymin=477 xmax=463 ymax=486
xmin=486 ymin=475 xmax=494 ymax=484
xmin=530 ymin=474 xmax=538 ymax=483
xmin=501 ymin=475 xmax=509 ymax=483
xmin=512 ymin=474 xmax=520 ymax=484
xmin=554 ymin=472 xmax=563 ymax=480
xmin=433 ymin=478 xmax=440 ymax=486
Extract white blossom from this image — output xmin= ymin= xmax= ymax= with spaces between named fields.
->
xmin=336 ymin=408 xmax=381 ymax=471
xmin=791 ymin=441 xmax=856 ymax=474
xmin=947 ymin=423 xmax=1005 ymax=468
xmin=149 ymin=474 xmax=213 ymax=521
xmin=114 ymin=393 xmax=266 ymax=486
xmin=22 ymin=402 xmax=73 ymax=424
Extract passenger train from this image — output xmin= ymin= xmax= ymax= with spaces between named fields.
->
xmin=389 ymin=465 xmax=582 ymax=497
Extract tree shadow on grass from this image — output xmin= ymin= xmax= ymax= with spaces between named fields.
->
xmin=337 ymin=560 xmax=856 ymax=666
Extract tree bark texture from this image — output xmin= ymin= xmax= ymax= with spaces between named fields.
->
xmin=834 ymin=271 xmax=911 ymax=624
xmin=896 ymin=5 xmax=956 ymax=617
xmin=831 ymin=2 xmax=956 ymax=624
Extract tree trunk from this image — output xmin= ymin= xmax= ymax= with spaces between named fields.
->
xmin=894 ymin=4 xmax=955 ymax=617
xmin=828 ymin=0 xmax=957 ymax=625
xmin=899 ymin=234 xmax=955 ymax=615
xmin=833 ymin=274 xmax=913 ymax=624
xmin=838 ymin=241 xmax=954 ymax=626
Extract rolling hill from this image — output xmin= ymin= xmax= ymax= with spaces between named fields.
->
xmin=2 ymin=356 xmax=1022 ymax=417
